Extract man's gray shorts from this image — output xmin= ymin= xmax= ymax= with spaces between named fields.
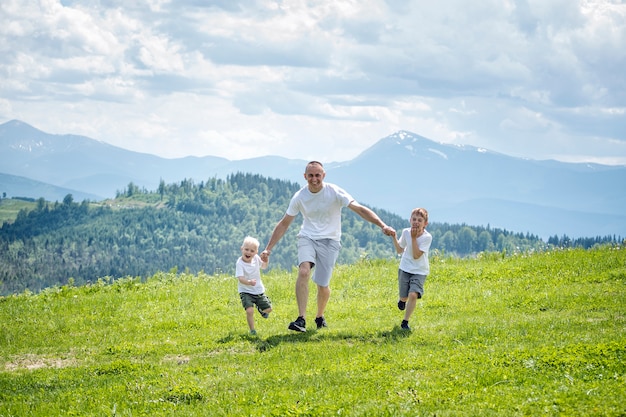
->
xmin=297 ymin=236 xmax=341 ymax=287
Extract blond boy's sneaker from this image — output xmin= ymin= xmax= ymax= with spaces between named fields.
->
xmin=257 ymin=305 xmax=269 ymax=318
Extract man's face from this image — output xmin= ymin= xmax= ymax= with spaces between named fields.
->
xmin=304 ymin=164 xmax=325 ymax=193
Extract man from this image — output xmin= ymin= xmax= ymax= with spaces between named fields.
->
xmin=260 ymin=161 xmax=395 ymax=332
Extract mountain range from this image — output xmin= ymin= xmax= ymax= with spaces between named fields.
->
xmin=1 ymin=119 xmax=625 ymax=239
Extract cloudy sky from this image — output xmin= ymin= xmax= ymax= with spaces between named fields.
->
xmin=1 ymin=0 xmax=625 ymax=165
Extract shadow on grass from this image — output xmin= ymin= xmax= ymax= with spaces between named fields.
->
xmin=236 ymin=325 xmax=413 ymax=353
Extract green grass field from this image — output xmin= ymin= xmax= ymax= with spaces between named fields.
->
xmin=0 ymin=199 xmax=35 ymax=225
xmin=1 ymin=246 xmax=624 ymax=416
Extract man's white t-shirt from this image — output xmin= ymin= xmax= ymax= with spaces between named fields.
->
xmin=398 ymin=228 xmax=432 ymax=275
xmin=286 ymin=183 xmax=353 ymax=241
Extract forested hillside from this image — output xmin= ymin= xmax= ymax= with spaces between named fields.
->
xmin=0 ymin=173 xmax=608 ymax=295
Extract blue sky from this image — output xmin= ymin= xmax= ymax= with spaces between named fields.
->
xmin=1 ymin=0 xmax=625 ymax=165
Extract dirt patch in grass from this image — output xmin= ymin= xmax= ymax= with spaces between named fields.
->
xmin=162 ymin=354 xmax=190 ymax=365
xmin=3 ymin=353 xmax=77 ymax=371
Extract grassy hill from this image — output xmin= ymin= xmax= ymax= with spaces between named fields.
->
xmin=1 ymin=246 xmax=624 ymax=416
xmin=0 ymin=198 xmax=35 ymax=224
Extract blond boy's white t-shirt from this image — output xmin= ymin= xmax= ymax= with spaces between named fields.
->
xmin=236 ymin=254 xmax=265 ymax=295
xmin=286 ymin=183 xmax=353 ymax=241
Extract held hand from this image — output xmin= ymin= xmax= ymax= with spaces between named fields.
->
xmin=382 ymin=225 xmax=395 ymax=237
xmin=260 ymin=250 xmax=270 ymax=262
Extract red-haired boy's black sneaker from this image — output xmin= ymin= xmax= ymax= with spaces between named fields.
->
xmin=315 ymin=316 xmax=327 ymax=329
xmin=400 ymin=320 xmax=411 ymax=331
xmin=288 ymin=316 xmax=306 ymax=332
xmin=397 ymin=300 xmax=406 ymax=310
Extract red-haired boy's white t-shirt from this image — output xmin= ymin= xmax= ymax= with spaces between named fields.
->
xmin=398 ymin=229 xmax=432 ymax=275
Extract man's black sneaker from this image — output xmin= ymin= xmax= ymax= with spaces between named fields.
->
xmin=288 ymin=316 xmax=306 ymax=332
xmin=398 ymin=300 xmax=406 ymax=311
xmin=400 ymin=320 xmax=411 ymax=331
xmin=315 ymin=316 xmax=327 ymax=329
xmin=257 ymin=305 xmax=269 ymax=318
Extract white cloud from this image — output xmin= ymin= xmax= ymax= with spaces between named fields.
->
xmin=0 ymin=0 xmax=624 ymax=165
